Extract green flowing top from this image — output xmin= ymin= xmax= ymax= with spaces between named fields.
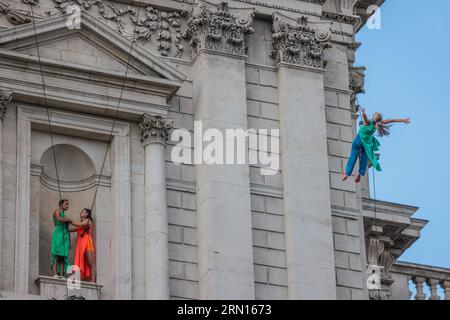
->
xmin=358 ymin=121 xmax=382 ymax=172
xmin=50 ymin=209 xmax=70 ymax=273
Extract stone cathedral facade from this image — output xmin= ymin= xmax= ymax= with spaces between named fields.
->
xmin=0 ymin=0 xmax=449 ymax=300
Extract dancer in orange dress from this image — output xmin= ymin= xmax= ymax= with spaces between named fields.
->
xmin=70 ymin=208 xmax=96 ymax=283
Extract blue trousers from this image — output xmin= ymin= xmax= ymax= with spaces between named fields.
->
xmin=345 ymin=134 xmax=369 ymax=176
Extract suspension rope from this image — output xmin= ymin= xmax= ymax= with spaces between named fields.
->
xmin=89 ymin=0 xmax=144 ymax=212
xmin=29 ymin=5 xmax=62 ymax=201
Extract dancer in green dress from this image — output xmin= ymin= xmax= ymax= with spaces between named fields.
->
xmin=51 ymin=199 xmax=72 ymax=277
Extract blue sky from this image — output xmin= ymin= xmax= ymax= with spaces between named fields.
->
xmin=356 ymin=0 xmax=450 ymax=268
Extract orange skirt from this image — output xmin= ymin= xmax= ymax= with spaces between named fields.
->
xmin=74 ymin=227 xmax=95 ymax=281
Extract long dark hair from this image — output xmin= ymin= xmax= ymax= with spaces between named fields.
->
xmin=81 ymin=208 xmax=93 ymax=238
xmin=83 ymin=208 xmax=93 ymax=222
xmin=373 ymin=113 xmax=391 ymax=137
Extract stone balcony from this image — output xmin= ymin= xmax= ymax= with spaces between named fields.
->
xmin=362 ymin=198 xmax=450 ymax=300
xmin=391 ymin=262 xmax=450 ymax=300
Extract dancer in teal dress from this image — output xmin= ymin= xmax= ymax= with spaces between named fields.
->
xmin=342 ymin=108 xmax=411 ymax=183
xmin=51 ymin=199 xmax=73 ymax=277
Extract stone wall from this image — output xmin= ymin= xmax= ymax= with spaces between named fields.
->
xmin=0 ymin=0 xmax=379 ymax=300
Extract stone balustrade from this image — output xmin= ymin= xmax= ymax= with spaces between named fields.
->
xmin=390 ymin=261 xmax=450 ymax=300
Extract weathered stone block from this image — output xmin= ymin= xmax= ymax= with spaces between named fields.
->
xmin=332 ymin=216 xmax=347 ymax=235
xmin=255 ymin=283 xmax=288 ymax=300
xmin=183 ymin=227 xmax=198 ymax=246
xmin=267 ymin=232 xmax=285 ymax=250
xmin=334 ymin=234 xmax=361 ymax=254
xmin=334 ymin=251 xmax=349 ymax=269
xmin=349 ymin=253 xmax=362 ymax=271
xmin=336 ymin=269 xmax=364 ymax=289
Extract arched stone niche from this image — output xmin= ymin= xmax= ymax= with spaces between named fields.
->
xmin=38 ymin=144 xmax=97 ymax=279
xmin=28 ymin=130 xmax=112 ymax=296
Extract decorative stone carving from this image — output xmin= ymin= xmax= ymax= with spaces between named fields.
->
xmin=0 ymin=0 xmax=49 ymax=25
xmin=51 ymin=0 xmax=188 ymax=58
xmin=366 ymin=236 xmax=384 ymax=266
xmin=139 ymin=114 xmax=173 ymax=146
xmin=349 ymin=66 xmax=366 ymax=117
xmin=22 ymin=0 xmax=39 ymax=5
xmin=0 ymin=89 xmax=13 ymax=120
xmin=369 ymin=289 xmax=391 ymax=301
xmin=366 ymin=224 xmax=397 ymax=300
xmin=184 ymin=0 xmax=255 ymax=57
xmin=132 ymin=7 xmax=187 ymax=57
xmin=271 ymin=13 xmax=332 ymax=68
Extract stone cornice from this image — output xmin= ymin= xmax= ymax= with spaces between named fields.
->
xmin=322 ymin=11 xmax=361 ymax=26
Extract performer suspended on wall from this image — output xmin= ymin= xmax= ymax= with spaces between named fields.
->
xmin=342 ymin=107 xmax=411 ymax=183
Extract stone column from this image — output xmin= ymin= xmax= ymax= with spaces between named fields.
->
xmin=271 ymin=13 xmax=336 ymax=299
xmin=185 ymin=1 xmax=256 ymax=299
xmin=139 ymin=114 xmax=173 ymax=300
xmin=0 ymin=90 xmax=12 ymax=282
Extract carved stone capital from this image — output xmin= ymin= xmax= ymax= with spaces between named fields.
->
xmin=349 ymin=66 xmax=366 ymax=117
xmin=0 ymin=89 xmax=13 ymax=121
xmin=139 ymin=114 xmax=173 ymax=147
xmin=270 ymin=13 xmax=332 ymax=69
xmin=184 ymin=0 xmax=255 ymax=57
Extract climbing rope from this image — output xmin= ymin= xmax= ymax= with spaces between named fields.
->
xmin=29 ymin=5 xmax=62 ymax=201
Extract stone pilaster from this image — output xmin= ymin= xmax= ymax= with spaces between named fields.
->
xmin=187 ymin=0 xmax=255 ymax=300
xmin=272 ymin=13 xmax=336 ymax=299
xmin=139 ymin=114 xmax=173 ymax=300
xmin=0 ymin=89 xmax=12 ymax=288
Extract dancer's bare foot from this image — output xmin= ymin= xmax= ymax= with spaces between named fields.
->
xmin=342 ymin=174 xmax=349 ymax=181
xmin=355 ymin=175 xmax=361 ymax=183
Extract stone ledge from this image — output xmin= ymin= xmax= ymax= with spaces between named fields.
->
xmin=36 ymin=276 xmax=103 ymax=300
